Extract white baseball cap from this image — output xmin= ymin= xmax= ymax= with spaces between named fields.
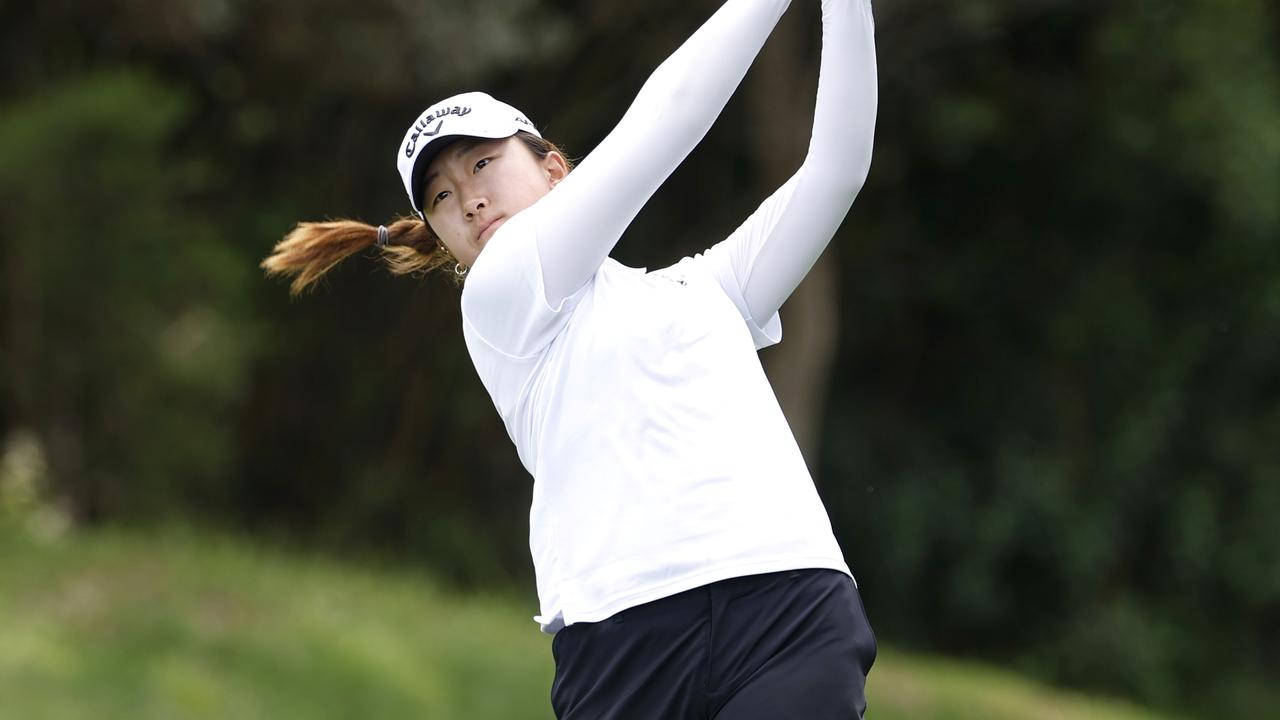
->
xmin=396 ymin=91 xmax=540 ymax=217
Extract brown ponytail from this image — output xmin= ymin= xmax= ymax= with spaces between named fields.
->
xmin=262 ymin=131 xmax=574 ymax=296
xmin=261 ymin=215 xmax=459 ymax=296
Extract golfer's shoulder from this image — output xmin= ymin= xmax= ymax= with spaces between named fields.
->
xmin=461 ymin=217 xmax=593 ymax=361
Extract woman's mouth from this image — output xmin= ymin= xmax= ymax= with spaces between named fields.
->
xmin=478 ymin=217 xmax=503 ymax=243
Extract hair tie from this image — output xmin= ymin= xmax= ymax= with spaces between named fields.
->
xmin=376 ymin=225 xmax=390 ymax=247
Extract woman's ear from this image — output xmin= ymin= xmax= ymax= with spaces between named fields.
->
xmin=544 ymin=151 xmax=569 ymax=187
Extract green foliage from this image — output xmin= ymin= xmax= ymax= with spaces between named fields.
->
xmin=0 ymin=71 xmax=259 ymax=520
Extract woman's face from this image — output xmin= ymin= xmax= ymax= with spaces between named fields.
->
xmin=422 ymin=136 xmax=567 ymax=268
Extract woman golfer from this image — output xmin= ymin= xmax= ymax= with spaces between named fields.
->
xmin=264 ymin=0 xmax=877 ymax=716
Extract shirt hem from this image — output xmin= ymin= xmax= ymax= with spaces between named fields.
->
xmin=535 ymin=554 xmax=853 ymax=634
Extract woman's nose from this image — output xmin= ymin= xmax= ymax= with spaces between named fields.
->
xmin=464 ymin=197 xmax=487 ymax=217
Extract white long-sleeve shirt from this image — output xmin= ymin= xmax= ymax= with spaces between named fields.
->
xmin=460 ymin=0 xmax=877 ymax=633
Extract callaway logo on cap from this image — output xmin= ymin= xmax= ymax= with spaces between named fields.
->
xmin=396 ymin=91 xmax=540 ymax=217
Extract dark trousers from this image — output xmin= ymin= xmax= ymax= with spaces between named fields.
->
xmin=550 ymin=568 xmax=877 ymax=719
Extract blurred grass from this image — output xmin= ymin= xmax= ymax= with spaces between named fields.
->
xmin=0 ymin=526 xmax=1180 ymax=720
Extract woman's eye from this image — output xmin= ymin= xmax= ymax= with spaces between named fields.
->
xmin=432 ymin=190 xmax=449 ymax=207
xmin=474 ymin=158 xmax=490 ymax=172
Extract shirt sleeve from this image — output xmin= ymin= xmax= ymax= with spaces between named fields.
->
xmin=533 ymin=0 xmax=795 ymax=308
xmin=704 ymin=0 xmax=878 ymax=327
xmin=461 ymin=210 xmax=587 ymax=360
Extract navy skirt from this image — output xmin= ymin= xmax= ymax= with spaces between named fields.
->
xmin=550 ymin=568 xmax=877 ymax=719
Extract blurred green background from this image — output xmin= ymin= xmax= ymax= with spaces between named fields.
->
xmin=1 ymin=0 xmax=1277 ymax=717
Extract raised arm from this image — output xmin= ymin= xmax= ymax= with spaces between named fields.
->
xmin=712 ymin=0 xmax=878 ymax=324
xmin=533 ymin=0 xmax=794 ymax=307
